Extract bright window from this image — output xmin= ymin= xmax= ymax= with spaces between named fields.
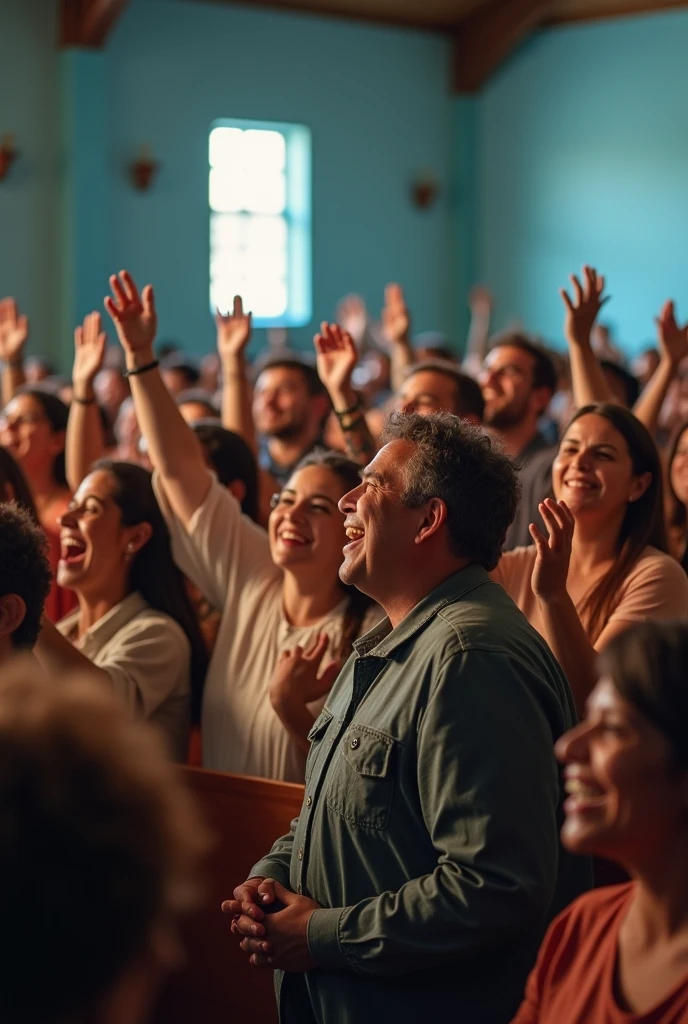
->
xmin=209 ymin=119 xmax=311 ymax=327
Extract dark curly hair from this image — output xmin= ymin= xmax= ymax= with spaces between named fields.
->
xmin=0 ymin=502 xmax=52 ymax=649
xmin=380 ymin=412 xmax=520 ymax=571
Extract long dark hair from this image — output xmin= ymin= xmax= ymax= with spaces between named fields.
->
xmin=294 ymin=448 xmax=375 ymax=658
xmin=562 ymin=404 xmax=667 ymax=643
xmin=599 ymin=621 xmax=688 ymax=770
xmin=93 ymin=459 xmax=208 ymax=725
xmin=0 ymin=447 xmax=39 ymax=522
xmin=17 ymin=387 xmax=69 ymax=488
xmin=192 ymin=420 xmax=259 ymax=523
xmin=665 ymin=420 xmax=688 ymax=569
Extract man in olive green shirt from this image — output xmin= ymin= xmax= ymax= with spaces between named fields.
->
xmin=227 ymin=413 xmax=590 ymax=1023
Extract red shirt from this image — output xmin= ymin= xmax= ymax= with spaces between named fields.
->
xmin=513 ymin=883 xmax=688 ymax=1023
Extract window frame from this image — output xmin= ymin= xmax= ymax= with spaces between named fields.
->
xmin=209 ymin=117 xmax=312 ymax=329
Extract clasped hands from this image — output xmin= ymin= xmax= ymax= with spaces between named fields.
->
xmin=223 ymin=876 xmax=321 ymax=973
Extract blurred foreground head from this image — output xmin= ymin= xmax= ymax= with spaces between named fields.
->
xmin=0 ymin=662 xmax=209 ymax=1024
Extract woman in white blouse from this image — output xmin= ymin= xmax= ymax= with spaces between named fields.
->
xmin=35 ymin=459 xmax=208 ymax=761
xmin=104 ymin=271 xmax=379 ymax=782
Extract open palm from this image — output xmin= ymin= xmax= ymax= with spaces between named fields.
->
xmin=104 ymin=271 xmax=157 ymax=354
xmin=0 ymin=298 xmax=28 ymax=361
xmin=381 ymin=283 xmax=411 ymax=346
xmin=656 ymin=300 xmax=688 ymax=368
xmin=315 ymin=323 xmax=358 ymax=396
xmin=73 ymin=312 xmax=107 ymax=384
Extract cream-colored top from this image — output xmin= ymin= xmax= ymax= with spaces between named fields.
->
xmin=58 ymin=592 xmax=191 ymax=761
xmin=154 ymin=474 xmax=381 ymax=782
xmin=492 ymin=545 xmax=688 ymax=647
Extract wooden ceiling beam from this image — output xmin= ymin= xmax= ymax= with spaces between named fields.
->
xmin=60 ymin=0 xmax=129 ymax=48
xmin=453 ymin=0 xmax=554 ymax=93
xmin=547 ymin=0 xmax=688 ymax=26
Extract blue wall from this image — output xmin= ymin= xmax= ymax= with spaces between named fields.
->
xmin=0 ymin=0 xmax=59 ymax=359
xmin=104 ymin=0 xmax=454 ymax=354
xmin=0 ymin=0 xmax=453 ymax=364
xmin=475 ymin=8 xmax=688 ymax=355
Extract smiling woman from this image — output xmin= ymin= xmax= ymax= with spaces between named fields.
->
xmin=492 ymin=404 xmax=688 ymax=711
xmin=34 ymin=460 xmax=208 ymax=761
xmin=103 ymin=270 xmax=380 ymax=781
xmin=512 ymin=621 xmax=688 ymax=1023
xmin=0 ymin=389 xmax=77 ymax=623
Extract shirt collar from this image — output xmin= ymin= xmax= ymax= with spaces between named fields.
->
xmin=61 ymin=592 xmax=149 ymax=647
xmin=353 ymin=564 xmax=492 ymax=659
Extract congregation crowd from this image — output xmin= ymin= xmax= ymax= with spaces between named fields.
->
xmin=2 ymin=263 xmax=688 ymax=1023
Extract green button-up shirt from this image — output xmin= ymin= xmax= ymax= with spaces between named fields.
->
xmin=252 ymin=565 xmax=590 ymax=1024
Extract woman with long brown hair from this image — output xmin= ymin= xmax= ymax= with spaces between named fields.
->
xmin=103 ymin=270 xmax=380 ymax=782
xmin=665 ymin=420 xmax=688 ymax=572
xmin=493 ymin=403 xmax=688 ymax=710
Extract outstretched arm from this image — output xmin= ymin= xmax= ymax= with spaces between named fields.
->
xmin=217 ymin=296 xmax=257 ymax=454
xmin=0 ymin=298 xmax=28 ymax=407
xmin=561 ymin=266 xmax=614 ymax=409
xmin=315 ymin=322 xmax=376 ymax=466
xmin=66 ymin=312 xmax=107 ymax=491
xmin=104 ymin=271 xmax=211 ymax=526
xmin=633 ymin=301 xmax=688 ymax=437
xmin=382 ymin=284 xmax=415 ymax=392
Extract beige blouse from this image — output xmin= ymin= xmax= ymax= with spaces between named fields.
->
xmin=154 ymin=474 xmax=381 ymax=782
xmin=58 ymin=592 xmax=191 ymax=761
xmin=492 ymin=545 xmax=688 ymax=648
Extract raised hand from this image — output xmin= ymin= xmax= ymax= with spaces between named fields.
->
xmin=655 ymin=300 xmax=688 ymax=369
xmin=529 ymin=499 xmax=575 ymax=602
xmin=270 ymin=633 xmax=341 ymax=707
xmin=216 ymin=295 xmax=252 ymax=360
xmin=0 ymin=298 xmax=29 ymax=363
xmin=560 ymin=266 xmax=609 ymax=348
xmin=468 ymin=284 xmax=493 ymax=317
xmin=104 ymin=271 xmax=157 ymax=355
xmin=381 ymin=283 xmax=411 ymax=346
xmin=336 ymin=294 xmax=368 ymax=344
xmin=314 ymin=322 xmax=358 ymax=404
xmin=73 ymin=312 xmax=107 ymax=387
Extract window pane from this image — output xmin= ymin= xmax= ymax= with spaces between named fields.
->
xmin=209 ymin=167 xmax=245 ymax=213
xmin=209 ymin=126 xmax=244 ymax=168
xmin=244 ymin=214 xmax=287 ymax=251
xmin=243 ymin=168 xmax=286 ymax=215
xmin=211 ymin=213 xmax=247 ymax=249
xmin=244 ymin=129 xmax=285 ymax=172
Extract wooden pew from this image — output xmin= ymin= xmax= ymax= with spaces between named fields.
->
xmin=152 ymin=767 xmax=305 ymax=1024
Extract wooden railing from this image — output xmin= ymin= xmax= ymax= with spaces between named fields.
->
xmin=152 ymin=767 xmax=305 ymax=1024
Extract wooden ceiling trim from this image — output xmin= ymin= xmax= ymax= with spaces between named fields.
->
xmin=60 ymin=0 xmax=130 ymax=48
xmin=453 ymin=0 xmax=554 ymax=92
xmin=547 ymin=0 xmax=688 ymax=25
xmin=196 ymin=0 xmax=456 ymax=32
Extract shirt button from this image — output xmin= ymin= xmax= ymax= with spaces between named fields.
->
xmin=350 ymin=737 xmax=359 ymax=749
xmin=306 ymin=796 xmax=312 ymax=808
xmin=298 ymin=848 xmax=304 ymax=860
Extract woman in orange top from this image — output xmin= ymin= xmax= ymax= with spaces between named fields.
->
xmin=512 ymin=621 xmax=688 ymax=1023
xmin=0 ymin=389 xmax=77 ymax=622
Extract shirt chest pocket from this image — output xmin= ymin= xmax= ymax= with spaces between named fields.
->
xmin=305 ymin=708 xmax=334 ymax=787
xmin=326 ymin=725 xmax=396 ymax=830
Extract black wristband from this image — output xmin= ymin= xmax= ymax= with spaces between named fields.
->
xmin=334 ymin=398 xmax=362 ymax=419
xmin=72 ymin=394 xmax=96 ymax=406
xmin=124 ymin=359 xmax=159 ymax=379
xmin=339 ymin=414 xmax=366 ymax=433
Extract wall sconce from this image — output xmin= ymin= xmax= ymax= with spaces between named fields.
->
xmin=129 ymin=145 xmax=159 ymax=191
xmin=411 ymin=172 xmax=439 ymax=210
xmin=0 ymin=134 xmax=18 ymax=182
